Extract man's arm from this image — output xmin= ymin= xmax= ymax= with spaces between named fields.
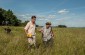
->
xmin=24 ymin=22 xmax=30 ymax=34
xmin=24 ymin=29 xmax=28 ymax=34
xmin=38 ymin=27 xmax=44 ymax=33
xmin=51 ymin=27 xmax=54 ymax=37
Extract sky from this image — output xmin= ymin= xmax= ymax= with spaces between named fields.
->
xmin=0 ymin=0 xmax=85 ymax=27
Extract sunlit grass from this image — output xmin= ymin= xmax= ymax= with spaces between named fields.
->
xmin=0 ymin=26 xmax=85 ymax=55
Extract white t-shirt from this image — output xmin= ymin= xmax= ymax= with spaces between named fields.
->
xmin=24 ymin=21 xmax=36 ymax=35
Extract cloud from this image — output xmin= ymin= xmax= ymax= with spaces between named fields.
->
xmin=37 ymin=15 xmax=46 ymax=18
xmin=18 ymin=15 xmax=26 ymax=19
xmin=58 ymin=9 xmax=69 ymax=14
xmin=37 ymin=14 xmax=56 ymax=19
xmin=47 ymin=15 xmax=56 ymax=18
xmin=38 ymin=18 xmax=48 ymax=21
xmin=18 ymin=14 xmax=50 ymax=21
xmin=38 ymin=19 xmax=44 ymax=21
xmin=44 ymin=19 xmax=48 ymax=21
xmin=17 ymin=14 xmax=32 ymax=22
xmin=18 ymin=12 xmax=58 ymax=22
xmin=56 ymin=19 xmax=62 ymax=21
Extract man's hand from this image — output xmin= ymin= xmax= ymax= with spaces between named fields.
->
xmin=38 ymin=29 xmax=43 ymax=33
xmin=52 ymin=36 xmax=54 ymax=39
xmin=24 ymin=30 xmax=28 ymax=35
xmin=51 ymin=34 xmax=54 ymax=39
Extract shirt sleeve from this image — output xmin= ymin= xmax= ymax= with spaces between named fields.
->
xmin=24 ymin=22 xmax=30 ymax=31
xmin=41 ymin=27 xmax=44 ymax=31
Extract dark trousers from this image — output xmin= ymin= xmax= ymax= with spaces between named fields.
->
xmin=43 ymin=38 xmax=54 ymax=47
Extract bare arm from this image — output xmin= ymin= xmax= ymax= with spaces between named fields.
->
xmin=38 ymin=27 xmax=44 ymax=33
xmin=51 ymin=27 xmax=54 ymax=37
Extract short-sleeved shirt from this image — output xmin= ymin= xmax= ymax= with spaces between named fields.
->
xmin=24 ymin=21 xmax=36 ymax=35
xmin=41 ymin=26 xmax=52 ymax=41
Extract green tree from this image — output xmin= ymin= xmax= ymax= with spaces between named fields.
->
xmin=58 ymin=25 xmax=67 ymax=28
xmin=0 ymin=8 xmax=21 ymax=26
xmin=0 ymin=8 xmax=6 ymax=25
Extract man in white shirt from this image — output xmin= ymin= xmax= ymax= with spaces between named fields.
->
xmin=24 ymin=16 xmax=36 ymax=48
xmin=39 ymin=22 xmax=54 ymax=47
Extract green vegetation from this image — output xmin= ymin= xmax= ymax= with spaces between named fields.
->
xmin=0 ymin=26 xmax=85 ymax=55
xmin=0 ymin=8 xmax=21 ymax=26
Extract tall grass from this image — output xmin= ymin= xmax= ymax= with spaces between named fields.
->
xmin=0 ymin=26 xmax=85 ymax=55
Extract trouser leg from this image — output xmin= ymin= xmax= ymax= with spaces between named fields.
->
xmin=48 ymin=38 xmax=54 ymax=47
xmin=32 ymin=36 xmax=36 ymax=47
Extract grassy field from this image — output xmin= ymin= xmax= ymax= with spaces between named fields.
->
xmin=0 ymin=26 xmax=85 ymax=55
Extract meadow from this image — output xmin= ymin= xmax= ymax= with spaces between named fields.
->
xmin=0 ymin=26 xmax=85 ymax=55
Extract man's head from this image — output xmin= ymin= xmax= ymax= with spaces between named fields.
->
xmin=46 ymin=22 xmax=51 ymax=28
xmin=31 ymin=16 xmax=36 ymax=23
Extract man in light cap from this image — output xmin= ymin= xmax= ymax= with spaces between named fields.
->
xmin=39 ymin=22 xmax=54 ymax=47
